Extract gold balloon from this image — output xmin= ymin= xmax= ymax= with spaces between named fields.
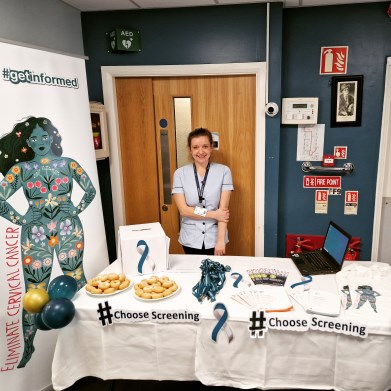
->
xmin=22 ymin=288 xmax=50 ymax=313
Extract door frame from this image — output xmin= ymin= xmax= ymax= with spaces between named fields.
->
xmin=372 ymin=57 xmax=391 ymax=261
xmin=101 ymin=62 xmax=266 ymax=256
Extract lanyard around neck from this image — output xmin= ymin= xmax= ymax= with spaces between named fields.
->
xmin=193 ymin=163 xmax=210 ymax=204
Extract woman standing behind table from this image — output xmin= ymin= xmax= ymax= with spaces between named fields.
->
xmin=172 ymin=128 xmax=233 ymax=256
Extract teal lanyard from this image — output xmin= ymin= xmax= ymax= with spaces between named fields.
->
xmin=193 ymin=163 xmax=210 ymax=204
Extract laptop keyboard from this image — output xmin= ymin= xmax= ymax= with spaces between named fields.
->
xmin=304 ymin=252 xmax=333 ymax=270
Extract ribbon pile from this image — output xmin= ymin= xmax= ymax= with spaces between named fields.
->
xmin=192 ymin=258 xmax=231 ymax=302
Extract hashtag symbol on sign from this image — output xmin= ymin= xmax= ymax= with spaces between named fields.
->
xmin=2 ymin=68 xmax=10 ymax=80
xmin=248 ymin=310 xmax=267 ymax=338
xmin=97 ymin=301 xmax=113 ymax=326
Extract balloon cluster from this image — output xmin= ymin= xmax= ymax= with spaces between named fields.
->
xmin=22 ymin=275 xmax=78 ymax=330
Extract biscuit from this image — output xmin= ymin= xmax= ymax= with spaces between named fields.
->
xmin=86 ymin=285 xmax=103 ymax=294
xmin=98 ymin=281 xmax=111 ymax=290
xmin=135 ymin=276 xmax=178 ymax=299
xmin=86 ymin=273 xmax=131 ymax=295
xmin=110 ymin=280 xmax=121 ymax=289
xmin=118 ymin=273 xmax=126 ymax=282
xmin=119 ymin=279 xmax=130 ymax=290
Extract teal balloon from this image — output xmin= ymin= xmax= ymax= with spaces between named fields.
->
xmin=42 ymin=298 xmax=75 ymax=329
xmin=35 ymin=312 xmax=52 ymax=331
xmin=48 ymin=275 xmax=78 ymax=300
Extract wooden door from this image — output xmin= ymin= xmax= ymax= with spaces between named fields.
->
xmin=115 ymin=77 xmax=160 ymax=224
xmin=116 ymin=75 xmax=256 ymax=255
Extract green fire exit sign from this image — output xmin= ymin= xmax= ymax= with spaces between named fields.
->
xmin=107 ymin=28 xmax=141 ymax=53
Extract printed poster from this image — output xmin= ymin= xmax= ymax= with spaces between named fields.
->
xmin=0 ymin=41 xmax=109 ymax=390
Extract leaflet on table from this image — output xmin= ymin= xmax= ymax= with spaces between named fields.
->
xmin=336 ymin=263 xmax=391 ymax=333
xmin=247 ymin=268 xmax=289 ymax=286
xmin=289 ymin=289 xmax=341 ymax=317
xmin=231 ymin=285 xmax=293 ymax=312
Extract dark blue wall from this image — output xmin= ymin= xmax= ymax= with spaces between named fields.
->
xmin=279 ymin=2 xmax=391 ymax=260
xmin=81 ymin=2 xmax=391 ymax=261
xmin=81 ymin=4 xmax=270 ymax=261
xmin=82 ymin=5 xmax=268 ymax=100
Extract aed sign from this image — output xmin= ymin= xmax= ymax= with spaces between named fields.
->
xmin=303 ymin=176 xmax=341 ymax=188
xmin=320 ymin=46 xmax=348 ymax=75
xmin=107 ymin=28 xmax=141 ymax=53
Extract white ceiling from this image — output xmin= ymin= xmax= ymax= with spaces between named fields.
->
xmin=61 ymin=0 xmax=385 ymax=12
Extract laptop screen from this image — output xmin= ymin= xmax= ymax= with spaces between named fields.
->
xmin=323 ymin=222 xmax=351 ymax=265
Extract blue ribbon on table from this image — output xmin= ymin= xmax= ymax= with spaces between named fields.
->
xmin=290 ymin=275 xmax=313 ymax=289
xmin=211 ymin=302 xmax=233 ymax=343
xmin=137 ymin=240 xmax=149 ymax=274
xmin=231 ymin=272 xmax=243 ymax=288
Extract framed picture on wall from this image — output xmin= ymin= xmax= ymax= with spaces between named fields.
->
xmin=331 ymin=75 xmax=363 ymax=127
xmin=90 ymin=101 xmax=109 ymax=160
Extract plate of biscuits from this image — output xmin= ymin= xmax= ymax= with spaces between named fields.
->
xmin=133 ymin=275 xmax=180 ymax=301
xmin=85 ymin=273 xmax=133 ymax=296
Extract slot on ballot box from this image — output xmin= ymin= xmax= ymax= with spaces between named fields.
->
xmin=117 ymin=222 xmax=170 ymax=275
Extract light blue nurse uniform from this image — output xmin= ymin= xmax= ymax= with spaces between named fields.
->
xmin=172 ymin=162 xmax=234 ymax=249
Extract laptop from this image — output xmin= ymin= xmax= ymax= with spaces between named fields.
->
xmin=290 ymin=221 xmax=352 ymax=276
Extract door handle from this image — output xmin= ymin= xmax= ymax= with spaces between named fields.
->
xmin=162 ymin=205 xmax=168 ymax=212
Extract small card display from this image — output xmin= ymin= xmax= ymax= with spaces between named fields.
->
xmin=231 ymin=285 xmax=293 ymax=312
xmin=247 ymin=268 xmax=289 ymax=286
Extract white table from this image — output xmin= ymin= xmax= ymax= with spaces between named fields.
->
xmin=52 ymin=256 xmax=391 ymax=391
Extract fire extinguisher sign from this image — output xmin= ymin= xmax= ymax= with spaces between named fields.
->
xmin=344 ymin=190 xmax=359 ymax=215
xmin=320 ymin=46 xmax=348 ymax=75
xmin=315 ymin=190 xmax=328 ymax=214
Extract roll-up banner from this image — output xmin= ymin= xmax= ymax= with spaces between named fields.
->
xmin=0 ymin=41 xmax=109 ymax=390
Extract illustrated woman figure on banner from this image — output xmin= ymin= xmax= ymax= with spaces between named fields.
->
xmin=0 ymin=117 xmax=96 ymax=368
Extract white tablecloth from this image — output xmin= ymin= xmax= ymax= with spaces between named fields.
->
xmin=51 ymin=256 xmax=391 ymax=391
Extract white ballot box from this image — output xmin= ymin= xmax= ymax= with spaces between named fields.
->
xmin=117 ymin=222 xmax=170 ymax=275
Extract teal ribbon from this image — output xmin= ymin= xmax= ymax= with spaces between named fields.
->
xmin=290 ymin=275 xmax=313 ymax=289
xmin=192 ymin=258 xmax=231 ymax=302
xmin=137 ymin=240 xmax=149 ymax=274
xmin=231 ymin=272 xmax=243 ymax=288
xmin=211 ymin=302 xmax=233 ymax=343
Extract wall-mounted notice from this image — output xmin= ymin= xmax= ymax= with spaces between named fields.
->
xmin=212 ymin=132 xmax=220 ymax=150
xmin=345 ymin=191 xmax=359 ymax=215
xmin=297 ymin=124 xmax=324 ymax=162
xmin=329 ymin=188 xmax=342 ymax=196
xmin=320 ymin=46 xmax=348 ymax=75
xmin=315 ymin=190 xmax=328 ymax=214
xmin=334 ymin=146 xmax=348 ymax=159
xmin=303 ymin=176 xmax=341 ymax=188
